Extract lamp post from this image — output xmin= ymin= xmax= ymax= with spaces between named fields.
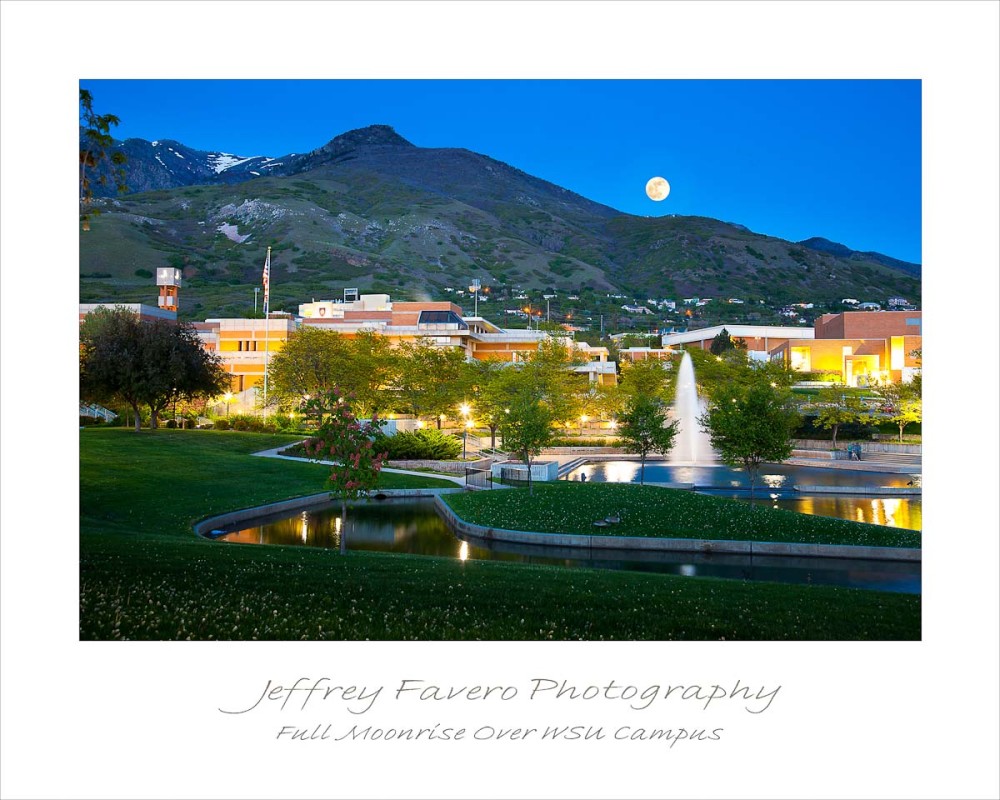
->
xmin=459 ymin=403 xmax=472 ymax=458
xmin=223 ymin=392 xmax=233 ymax=417
xmin=254 ymin=287 xmax=260 ymax=316
xmin=470 ymin=278 xmax=481 ymax=317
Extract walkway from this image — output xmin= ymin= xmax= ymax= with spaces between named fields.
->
xmin=252 ymin=445 xmax=467 ymax=486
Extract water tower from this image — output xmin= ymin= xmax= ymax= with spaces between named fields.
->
xmin=156 ymin=267 xmax=182 ymax=312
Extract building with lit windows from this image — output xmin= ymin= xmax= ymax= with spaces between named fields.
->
xmin=769 ymin=311 xmax=922 ymax=386
xmin=192 ymin=293 xmax=617 ymax=395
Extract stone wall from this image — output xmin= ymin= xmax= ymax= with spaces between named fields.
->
xmin=385 ymin=458 xmax=492 ymax=474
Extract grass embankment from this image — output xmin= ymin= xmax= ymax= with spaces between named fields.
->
xmin=80 ymin=429 xmax=920 ymax=641
xmin=443 ymin=483 xmax=921 ymax=549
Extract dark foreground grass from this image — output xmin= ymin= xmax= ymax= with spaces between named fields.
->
xmin=80 ymin=429 xmax=920 ymax=640
xmin=444 ymin=483 xmax=921 ymax=549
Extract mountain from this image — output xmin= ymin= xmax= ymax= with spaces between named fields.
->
xmin=798 ymin=237 xmax=921 ymax=278
xmin=80 ymin=125 xmax=922 ymax=320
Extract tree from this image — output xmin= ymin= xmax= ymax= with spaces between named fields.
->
xmin=468 ymin=360 xmax=514 ymax=449
xmin=890 ymin=398 xmax=922 ymax=443
xmin=302 ymin=389 xmax=388 ymax=554
xmin=909 ymin=348 xmax=922 ymax=398
xmin=618 ymin=358 xmax=671 ymax=404
xmin=80 ymin=308 xmax=227 ymax=430
xmin=709 ymin=328 xmax=736 ymax=355
xmin=266 ymin=327 xmax=354 ymax=405
xmin=266 ymin=329 xmax=398 ymax=416
xmin=813 ymin=389 xmax=870 ymax=449
xmin=79 ymin=89 xmax=127 ymax=231
xmin=522 ymin=335 xmax=585 ymax=425
xmin=498 ymin=392 xmax=554 ymax=496
xmin=616 ymin=396 xmax=678 ymax=485
xmin=700 ymin=381 xmax=799 ymax=499
xmin=395 ymin=342 xmax=471 ymax=428
xmin=871 ymin=380 xmax=921 ymax=442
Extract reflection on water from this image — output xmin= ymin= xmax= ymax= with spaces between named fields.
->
xmin=712 ymin=492 xmax=922 ymax=531
xmin=569 ymin=461 xmax=918 ymax=489
xmin=216 ymin=498 xmax=921 ymax=594
xmin=568 ymin=462 xmax=921 ymax=531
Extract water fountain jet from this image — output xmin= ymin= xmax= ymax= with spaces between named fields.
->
xmin=668 ymin=352 xmax=717 ymax=464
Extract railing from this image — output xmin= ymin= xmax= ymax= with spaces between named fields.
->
xmin=465 ymin=466 xmax=493 ymax=490
xmin=80 ymin=403 xmax=118 ymax=422
xmin=498 ymin=466 xmax=531 ymax=487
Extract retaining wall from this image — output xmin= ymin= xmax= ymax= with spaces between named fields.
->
xmin=385 ymin=458 xmax=491 ymax=474
xmin=433 ymin=497 xmax=920 ymax=563
xmin=194 ymin=488 xmax=462 ymax=537
xmin=793 ymin=439 xmax=922 ymax=455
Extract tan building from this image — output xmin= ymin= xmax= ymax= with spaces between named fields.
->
xmin=770 ymin=311 xmax=922 ymax=386
xmin=197 ymin=293 xmax=617 ymax=393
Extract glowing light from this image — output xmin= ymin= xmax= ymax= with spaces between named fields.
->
xmin=300 ymin=511 xmax=309 ymax=543
xmin=465 ymin=420 xmax=474 ymax=429
xmin=458 ymin=541 xmax=469 ymax=562
xmin=605 ymin=461 xmax=640 ymax=483
xmin=679 ymin=564 xmax=697 ymax=577
xmin=459 ymin=403 xmax=471 ymax=417
xmin=223 ymin=392 xmax=233 ymax=402
xmin=580 ymin=414 xmax=589 ymax=423
xmin=609 ymin=419 xmax=618 ymax=429
xmin=716 ymin=356 xmax=723 ymax=362
xmin=416 ymin=420 xmax=426 ymax=429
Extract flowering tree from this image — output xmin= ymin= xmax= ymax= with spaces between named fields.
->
xmin=302 ymin=388 xmax=388 ymax=553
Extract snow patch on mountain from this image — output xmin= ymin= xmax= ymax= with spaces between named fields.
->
xmin=217 ymin=223 xmax=250 ymax=243
xmin=208 ymin=153 xmax=262 ymax=174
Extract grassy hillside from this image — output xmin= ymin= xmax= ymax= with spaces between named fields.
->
xmin=80 ymin=141 xmax=920 ymax=320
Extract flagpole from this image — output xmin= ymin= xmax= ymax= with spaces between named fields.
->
xmin=263 ymin=246 xmax=271 ymax=415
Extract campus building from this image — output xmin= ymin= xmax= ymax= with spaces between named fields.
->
xmin=769 ymin=311 xmax=922 ymax=386
xmin=193 ymin=293 xmax=617 ymax=395
xmin=661 ymin=324 xmax=814 ymax=361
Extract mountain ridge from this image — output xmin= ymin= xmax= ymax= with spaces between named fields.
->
xmin=80 ymin=125 xmax=922 ymax=319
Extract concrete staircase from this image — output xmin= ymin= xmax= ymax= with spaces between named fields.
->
xmin=557 ymin=458 xmax=588 ymax=479
xmin=855 ymin=451 xmax=921 ymax=467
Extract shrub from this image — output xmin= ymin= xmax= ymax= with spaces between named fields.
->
xmin=548 ymin=436 xmax=621 ymax=448
xmin=227 ymin=414 xmax=280 ymax=433
xmin=376 ymin=429 xmax=463 ymax=460
xmin=213 ymin=418 xmax=231 ymax=430
xmin=79 ymin=415 xmax=103 ymax=427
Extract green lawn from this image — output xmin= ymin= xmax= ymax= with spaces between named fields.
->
xmin=79 ymin=428 xmax=920 ymax=641
xmin=443 ymin=483 xmax=921 ymax=549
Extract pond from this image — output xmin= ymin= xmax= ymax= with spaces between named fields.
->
xmin=215 ymin=497 xmax=921 ymax=595
xmin=565 ymin=461 xmax=921 ymax=531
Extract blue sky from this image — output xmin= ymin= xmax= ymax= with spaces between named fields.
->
xmin=82 ymin=79 xmax=922 ymax=263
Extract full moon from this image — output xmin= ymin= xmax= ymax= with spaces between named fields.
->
xmin=645 ymin=176 xmax=670 ymax=201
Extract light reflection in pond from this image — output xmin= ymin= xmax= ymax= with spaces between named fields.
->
xmin=214 ymin=498 xmax=920 ymax=594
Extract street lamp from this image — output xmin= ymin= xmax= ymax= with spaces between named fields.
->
xmin=223 ymin=391 xmax=233 ymax=417
xmin=459 ymin=402 xmax=471 ymax=418
xmin=464 ymin=419 xmax=474 ymax=460
xmin=254 ymin=287 xmax=260 ymax=316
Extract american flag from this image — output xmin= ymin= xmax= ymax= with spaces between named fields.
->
xmin=262 ymin=247 xmax=270 ymax=310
